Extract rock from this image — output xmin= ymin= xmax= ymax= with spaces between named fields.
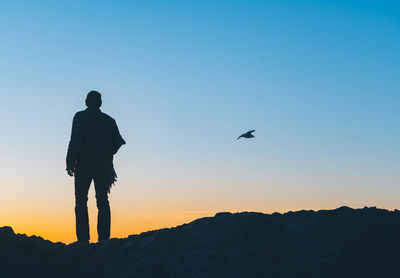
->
xmin=0 ymin=226 xmax=14 ymax=234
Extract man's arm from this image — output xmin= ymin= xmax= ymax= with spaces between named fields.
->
xmin=66 ymin=113 xmax=82 ymax=176
xmin=111 ymin=119 xmax=126 ymax=155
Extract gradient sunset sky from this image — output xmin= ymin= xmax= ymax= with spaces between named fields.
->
xmin=0 ymin=0 xmax=399 ymax=243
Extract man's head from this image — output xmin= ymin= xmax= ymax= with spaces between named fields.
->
xmin=86 ymin=90 xmax=102 ymax=109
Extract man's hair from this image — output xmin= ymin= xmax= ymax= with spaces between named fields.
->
xmin=86 ymin=90 xmax=102 ymax=108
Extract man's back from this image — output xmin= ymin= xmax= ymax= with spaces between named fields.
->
xmin=67 ymin=107 xmax=125 ymax=171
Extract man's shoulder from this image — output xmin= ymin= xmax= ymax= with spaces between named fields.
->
xmin=99 ymin=111 xmax=116 ymax=123
xmin=73 ymin=110 xmax=86 ymax=119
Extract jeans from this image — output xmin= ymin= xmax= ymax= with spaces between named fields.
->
xmin=74 ymin=170 xmax=111 ymax=241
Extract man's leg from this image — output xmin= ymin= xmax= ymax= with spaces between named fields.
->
xmin=74 ymin=173 xmax=92 ymax=241
xmin=93 ymin=176 xmax=111 ymax=241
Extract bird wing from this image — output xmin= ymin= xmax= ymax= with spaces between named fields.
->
xmin=237 ymin=134 xmax=243 ymax=140
xmin=248 ymin=130 xmax=255 ymax=134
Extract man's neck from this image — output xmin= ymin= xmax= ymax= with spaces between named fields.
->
xmin=86 ymin=107 xmax=101 ymax=111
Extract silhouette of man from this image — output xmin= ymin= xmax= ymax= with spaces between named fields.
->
xmin=66 ymin=91 xmax=126 ymax=242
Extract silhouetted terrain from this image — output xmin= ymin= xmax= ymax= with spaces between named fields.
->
xmin=1 ymin=206 xmax=400 ymax=278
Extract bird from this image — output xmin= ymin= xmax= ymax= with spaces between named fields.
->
xmin=237 ymin=130 xmax=255 ymax=140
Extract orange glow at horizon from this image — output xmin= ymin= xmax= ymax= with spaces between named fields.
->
xmin=4 ymin=201 xmax=397 ymax=244
xmin=2 ymin=176 xmax=399 ymax=244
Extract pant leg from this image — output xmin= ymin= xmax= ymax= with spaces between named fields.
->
xmin=93 ymin=175 xmax=111 ymax=241
xmin=74 ymin=173 xmax=92 ymax=241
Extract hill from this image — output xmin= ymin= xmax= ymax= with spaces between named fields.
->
xmin=1 ymin=206 xmax=400 ymax=277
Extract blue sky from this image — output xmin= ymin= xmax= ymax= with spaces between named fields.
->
xmin=0 ymin=0 xmax=399 ymax=241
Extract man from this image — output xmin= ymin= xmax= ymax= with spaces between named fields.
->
xmin=66 ymin=91 xmax=126 ymax=242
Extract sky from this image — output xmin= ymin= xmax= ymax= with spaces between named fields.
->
xmin=0 ymin=0 xmax=399 ymax=243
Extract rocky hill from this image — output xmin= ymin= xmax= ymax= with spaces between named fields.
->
xmin=1 ymin=206 xmax=400 ymax=278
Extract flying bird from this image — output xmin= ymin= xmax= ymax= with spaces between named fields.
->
xmin=237 ymin=130 xmax=255 ymax=140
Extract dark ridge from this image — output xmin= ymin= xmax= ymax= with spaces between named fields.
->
xmin=1 ymin=206 xmax=400 ymax=278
